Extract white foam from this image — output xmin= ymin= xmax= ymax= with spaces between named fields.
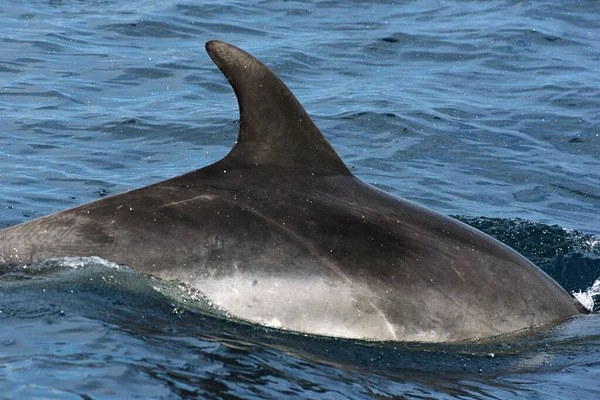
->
xmin=48 ymin=256 xmax=124 ymax=270
xmin=572 ymin=278 xmax=600 ymax=312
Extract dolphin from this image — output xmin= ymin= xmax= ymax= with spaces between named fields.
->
xmin=0 ymin=40 xmax=586 ymax=342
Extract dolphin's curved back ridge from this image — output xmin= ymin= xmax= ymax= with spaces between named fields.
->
xmin=206 ymin=40 xmax=350 ymax=175
xmin=0 ymin=40 xmax=586 ymax=343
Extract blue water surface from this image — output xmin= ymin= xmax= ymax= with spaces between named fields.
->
xmin=1 ymin=0 xmax=600 ymax=398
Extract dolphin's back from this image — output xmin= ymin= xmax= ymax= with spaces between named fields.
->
xmin=0 ymin=41 xmax=585 ymax=342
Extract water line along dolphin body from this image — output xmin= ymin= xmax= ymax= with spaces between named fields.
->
xmin=0 ymin=41 xmax=586 ymax=342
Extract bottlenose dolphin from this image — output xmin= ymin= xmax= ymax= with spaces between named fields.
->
xmin=0 ymin=40 xmax=586 ymax=342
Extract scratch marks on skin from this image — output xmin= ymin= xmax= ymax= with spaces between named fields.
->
xmin=451 ymin=266 xmax=465 ymax=283
xmin=159 ymin=194 xmax=218 ymax=208
xmin=149 ymin=188 xmax=399 ymax=340
xmin=225 ymin=198 xmax=398 ymax=340
xmin=380 ymin=313 xmax=398 ymax=340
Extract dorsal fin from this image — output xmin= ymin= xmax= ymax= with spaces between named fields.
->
xmin=205 ymin=40 xmax=351 ymax=176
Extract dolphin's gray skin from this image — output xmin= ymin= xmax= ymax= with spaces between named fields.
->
xmin=0 ymin=41 xmax=586 ymax=342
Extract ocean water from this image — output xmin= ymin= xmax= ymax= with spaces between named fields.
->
xmin=1 ymin=0 xmax=600 ymax=398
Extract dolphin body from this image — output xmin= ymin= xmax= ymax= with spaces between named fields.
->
xmin=0 ymin=41 xmax=585 ymax=342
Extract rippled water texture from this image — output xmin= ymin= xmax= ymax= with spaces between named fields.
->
xmin=1 ymin=0 xmax=599 ymax=398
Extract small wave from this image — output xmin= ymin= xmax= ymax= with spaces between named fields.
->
xmin=573 ymin=276 xmax=600 ymax=313
xmin=572 ymin=285 xmax=596 ymax=312
xmin=49 ymin=255 xmax=123 ymax=270
xmin=0 ymin=256 xmax=229 ymax=322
